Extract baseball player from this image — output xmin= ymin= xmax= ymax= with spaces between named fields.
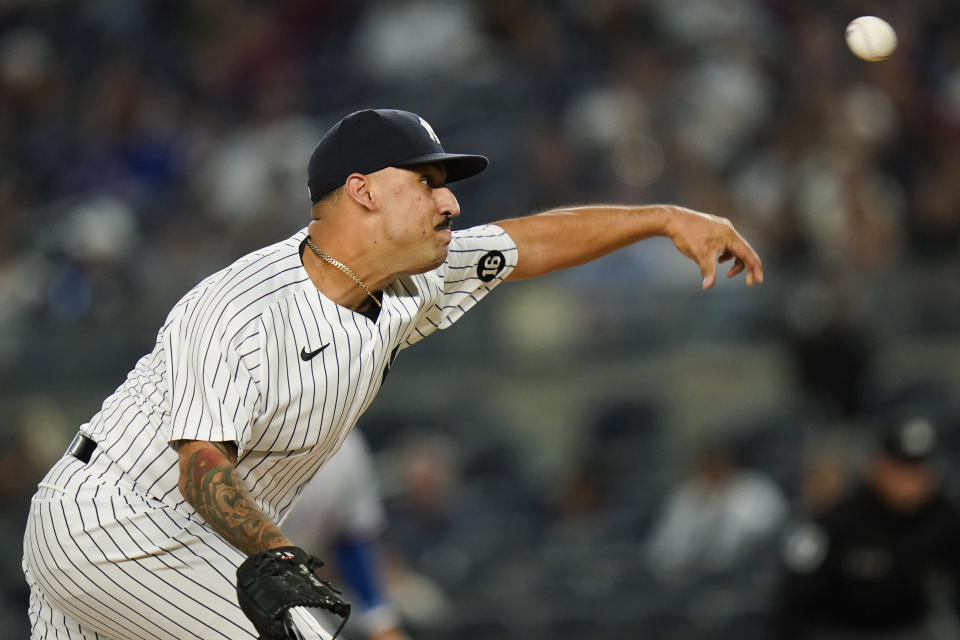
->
xmin=772 ymin=417 xmax=960 ymax=640
xmin=282 ymin=428 xmax=408 ymax=640
xmin=22 ymin=108 xmax=763 ymax=640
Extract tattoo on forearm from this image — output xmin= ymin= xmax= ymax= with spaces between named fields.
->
xmin=182 ymin=447 xmax=286 ymax=554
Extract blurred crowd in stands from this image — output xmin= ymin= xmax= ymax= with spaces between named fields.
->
xmin=1 ymin=0 xmax=959 ymax=638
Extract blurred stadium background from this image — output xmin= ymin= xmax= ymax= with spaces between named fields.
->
xmin=1 ymin=1 xmax=959 ymax=638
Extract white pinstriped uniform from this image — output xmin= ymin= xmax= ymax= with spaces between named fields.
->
xmin=23 ymin=224 xmax=516 ymax=640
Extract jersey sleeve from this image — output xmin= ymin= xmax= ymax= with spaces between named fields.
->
xmin=163 ymin=309 xmax=261 ymax=447
xmin=404 ymin=223 xmax=517 ymax=347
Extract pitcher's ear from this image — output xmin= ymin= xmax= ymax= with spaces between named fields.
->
xmin=344 ymin=173 xmax=375 ymax=210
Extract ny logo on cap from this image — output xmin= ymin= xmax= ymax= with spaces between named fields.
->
xmin=418 ymin=117 xmax=441 ymax=145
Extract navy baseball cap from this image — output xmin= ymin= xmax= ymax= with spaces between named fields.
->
xmin=307 ymin=109 xmax=489 ymax=203
xmin=880 ymin=416 xmax=938 ymax=463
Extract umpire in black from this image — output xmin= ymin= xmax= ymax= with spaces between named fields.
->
xmin=771 ymin=416 xmax=960 ymax=640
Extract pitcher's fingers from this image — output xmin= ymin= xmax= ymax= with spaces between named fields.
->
xmin=699 ymin=254 xmax=718 ymax=290
xmin=745 ymin=253 xmax=764 ymax=285
xmin=726 ymin=258 xmax=745 ymax=278
xmin=731 ymin=236 xmax=764 ymax=284
xmin=750 ymin=259 xmax=764 ymax=284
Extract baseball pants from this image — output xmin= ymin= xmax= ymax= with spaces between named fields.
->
xmin=23 ymin=454 xmax=332 ymax=639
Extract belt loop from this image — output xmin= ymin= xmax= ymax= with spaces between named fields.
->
xmin=66 ymin=433 xmax=97 ymax=464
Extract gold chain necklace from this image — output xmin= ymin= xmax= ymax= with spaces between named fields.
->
xmin=305 ymin=236 xmax=381 ymax=308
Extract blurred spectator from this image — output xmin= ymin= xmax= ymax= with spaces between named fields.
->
xmin=282 ymin=429 xmax=410 ymax=640
xmin=351 ymin=0 xmax=491 ymax=85
xmin=383 ymin=433 xmax=463 ymax=568
xmin=644 ymin=436 xmax=789 ymax=584
xmin=783 ymin=275 xmax=876 ymax=422
xmin=772 ymin=416 xmax=960 ymax=640
xmin=796 ymin=443 xmax=850 ymax=515
xmin=563 ymin=399 xmax=669 ymax=518
xmin=380 ymin=433 xmax=463 ymax=632
xmin=907 ymin=145 xmax=960 ymax=263
xmin=0 ymin=417 xmax=47 ymax=638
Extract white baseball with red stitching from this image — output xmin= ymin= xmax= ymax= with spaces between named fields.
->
xmin=846 ymin=16 xmax=897 ymax=62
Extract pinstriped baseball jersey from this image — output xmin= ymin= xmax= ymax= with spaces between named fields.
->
xmin=82 ymin=223 xmax=515 ymax=522
xmin=23 ymin=223 xmax=516 ymax=640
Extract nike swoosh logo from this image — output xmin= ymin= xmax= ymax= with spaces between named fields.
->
xmin=300 ymin=343 xmax=330 ymax=361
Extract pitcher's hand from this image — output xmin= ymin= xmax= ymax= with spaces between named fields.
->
xmin=664 ymin=207 xmax=763 ymax=290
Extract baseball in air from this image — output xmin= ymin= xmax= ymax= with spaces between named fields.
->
xmin=845 ymin=16 xmax=897 ymax=61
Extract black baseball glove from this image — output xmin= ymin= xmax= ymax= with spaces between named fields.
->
xmin=237 ymin=546 xmax=351 ymax=640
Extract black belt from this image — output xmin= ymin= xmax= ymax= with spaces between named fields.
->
xmin=66 ymin=432 xmax=97 ymax=464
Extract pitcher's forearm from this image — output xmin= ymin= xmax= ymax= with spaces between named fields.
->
xmin=494 ymin=204 xmax=762 ymax=288
xmin=176 ymin=440 xmax=291 ymax=554
xmin=494 ymin=205 xmax=671 ymax=280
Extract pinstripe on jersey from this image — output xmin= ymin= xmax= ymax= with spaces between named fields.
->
xmin=24 ymin=224 xmax=516 ymax=639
